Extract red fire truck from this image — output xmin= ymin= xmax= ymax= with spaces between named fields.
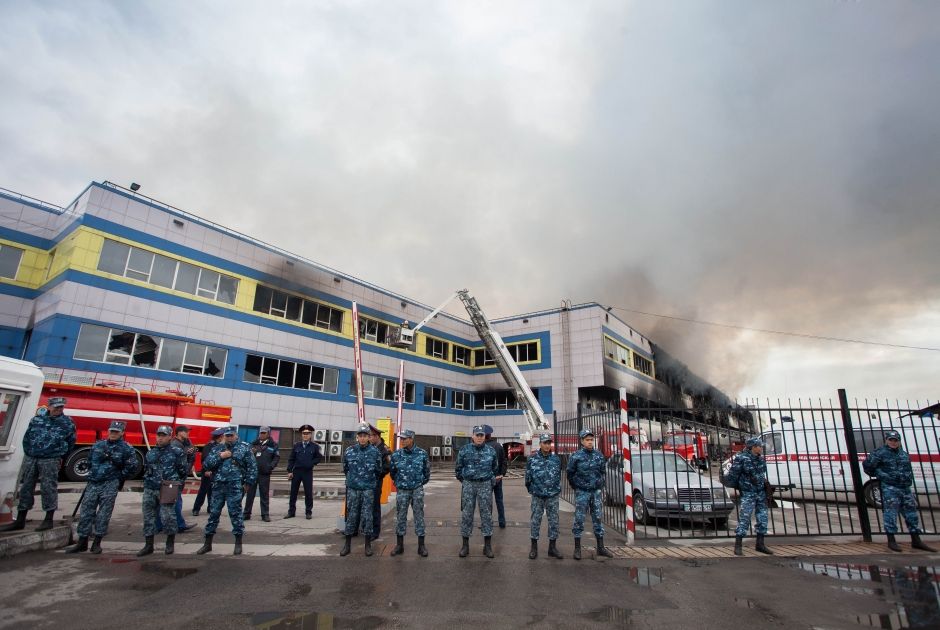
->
xmin=41 ymin=381 xmax=232 ymax=481
xmin=662 ymin=430 xmax=709 ymax=469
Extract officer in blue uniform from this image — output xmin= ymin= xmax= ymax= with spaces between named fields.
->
xmin=455 ymin=425 xmax=499 ymax=558
xmin=566 ymin=428 xmax=612 ymax=560
xmin=484 ymin=425 xmax=508 ymax=529
xmin=1 ymin=396 xmax=75 ymax=532
xmin=368 ymin=424 xmax=391 ymax=539
xmin=197 ymin=425 xmax=257 ymax=555
xmin=192 ymin=428 xmax=225 ymax=515
xmin=340 ymin=424 xmax=383 ymax=557
xmin=285 ymin=424 xmax=323 ymax=519
xmin=138 ymin=425 xmax=188 ymax=556
xmin=66 ymin=421 xmax=137 ymax=554
xmin=244 ymin=426 xmax=280 ymax=522
xmin=525 ymin=433 xmax=563 ymax=560
xmin=389 ymin=429 xmax=430 ymax=557
xmin=863 ymin=430 xmax=936 ymax=552
xmin=730 ymin=436 xmax=773 ymax=555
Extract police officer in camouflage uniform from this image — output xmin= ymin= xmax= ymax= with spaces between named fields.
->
xmin=138 ymin=425 xmax=188 ymax=556
xmin=192 ymin=428 xmax=225 ymax=515
xmin=566 ymin=428 xmax=613 ymax=560
xmin=340 ymin=424 xmax=383 ymax=557
xmin=197 ymin=425 xmax=258 ymax=556
xmin=863 ymin=430 xmax=936 ymax=553
xmin=730 ymin=436 xmax=773 ymax=556
xmin=66 ymin=421 xmax=137 ymax=554
xmin=525 ymin=433 xmax=563 ymax=560
xmin=0 ymin=397 xmax=76 ymax=533
xmin=455 ymin=425 xmax=499 ymax=558
xmin=389 ymin=429 xmax=430 ymax=557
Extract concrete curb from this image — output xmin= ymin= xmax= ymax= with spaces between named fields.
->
xmin=0 ymin=525 xmax=72 ymax=559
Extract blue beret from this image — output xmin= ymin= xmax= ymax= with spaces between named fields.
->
xmin=579 ymin=429 xmax=594 ymax=439
xmin=884 ymin=430 xmax=901 ymax=441
xmin=156 ymin=425 xmax=173 ymax=435
xmin=48 ymin=397 xmax=67 ymax=407
xmin=397 ymin=429 xmax=416 ymax=439
xmin=539 ymin=433 xmax=553 ymax=443
xmin=745 ymin=437 xmax=763 ymax=448
xmin=472 ymin=425 xmax=486 ymax=435
xmin=109 ymin=421 xmax=126 ymax=432
xmin=356 ymin=424 xmax=370 ymax=434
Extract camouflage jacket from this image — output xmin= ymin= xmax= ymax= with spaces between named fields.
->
xmin=204 ymin=441 xmax=258 ymax=486
xmin=863 ymin=445 xmax=914 ymax=488
xmin=88 ymin=438 xmax=138 ymax=483
xmin=454 ymin=442 xmax=499 ymax=482
xmin=566 ymin=447 xmax=607 ymax=491
xmin=343 ymin=443 xmax=383 ymax=491
xmin=526 ymin=450 xmax=562 ymax=498
xmin=390 ymin=446 xmax=430 ymax=490
xmin=729 ymin=450 xmax=767 ymax=494
xmin=375 ymin=440 xmax=391 ymax=480
xmin=143 ymin=444 xmax=188 ymax=491
xmin=22 ymin=412 xmax=76 ymax=459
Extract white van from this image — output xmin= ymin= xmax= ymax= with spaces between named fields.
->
xmin=0 ymin=357 xmax=45 ymax=523
xmin=759 ymin=414 xmax=940 ymax=507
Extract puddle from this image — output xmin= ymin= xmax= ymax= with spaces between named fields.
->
xmin=625 ymin=566 xmax=663 ymax=587
xmin=795 ymin=563 xmax=940 ymax=628
xmin=250 ymin=611 xmax=386 ymax=629
xmin=583 ymin=606 xmax=632 ymax=625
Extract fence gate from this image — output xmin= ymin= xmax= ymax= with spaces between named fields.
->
xmin=556 ymin=393 xmax=940 ymax=541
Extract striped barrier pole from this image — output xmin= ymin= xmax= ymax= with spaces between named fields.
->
xmin=620 ymin=387 xmax=634 ymax=545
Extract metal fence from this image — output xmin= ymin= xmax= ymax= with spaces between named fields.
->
xmin=556 ymin=392 xmax=940 ymax=540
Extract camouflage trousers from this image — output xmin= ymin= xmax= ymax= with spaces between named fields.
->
xmin=735 ymin=490 xmax=768 ymax=536
xmin=460 ymin=479 xmax=493 ymax=537
xmin=395 ymin=486 xmax=426 ymax=537
xmin=77 ymin=478 xmax=120 ymax=537
xmin=530 ymin=494 xmax=560 ymax=540
xmin=17 ymin=456 xmax=60 ymax=512
xmin=142 ymin=487 xmax=177 ymax=536
xmin=572 ymin=489 xmax=604 ymax=538
xmin=205 ymin=481 xmax=245 ymax=536
xmin=882 ymin=484 xmax=921 ymax=534
xmin=345 ymin=487 xmax=374 ymax=536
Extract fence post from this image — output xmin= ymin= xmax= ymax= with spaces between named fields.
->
xmin=576 ymin=402 xmax=583 ymax=436
xmin=619 ymin=388 xmax=634 ymax=545
xmin=838 ymin=388 xmax=873 ymax=542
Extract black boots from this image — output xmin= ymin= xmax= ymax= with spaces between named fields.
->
xmin=340 ymin=535 xmax=352 ymax=556
xmin=365 ymin=536 xmax=373 ymax=557
xmin=573 ymin=538 xmax=582 ymax=560
xmin=391 ymin=535 xmax=404 ymax=556
xmin=755 ymin=535 xmax=773 ymax=555
xmin=417 ymin=536 xmax=428 ymax=557
xmin=459 ymin=537 xmax=470 ymax=557
xmin=483 ymin=536 xmax=494 ymax=558
xmin=886 ymin=533 xmax=902 ymax=552
xmin=35 ymin=511 xmax=54 ymax=532
xmin=529 ymin=538 xmax=538 ymax=560
xmin=90 ymin=536 xmax=102 ymax=554
xmin=137 ymin=536 xmax=154 ymax=557
xmin=734 ymin=536 xmax=743 ymax=556
xmin=234 ymin=535 xmax=243 ymax=555
xmin=0 ymin=510 xmax=26 ymax=532
xmin=196 ymin=534 xmax=214 ymax=555
xmin=911 ymin=533 xmax=937 ymax=552
xmin=548 ymin=539 xmax=563 ymax=559
xmin=596 ymin=536 xmax=613 ymax=558
xmin=66 ymin=536 xmax=88 ymax=553
xmin=165 ymin=535 xmax=175 ymax=555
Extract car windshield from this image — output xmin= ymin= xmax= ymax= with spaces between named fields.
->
xmin=634 ymin=453 xmax=695 ymax=474
xmin=667 ymin=435 xmax=695 ymax=446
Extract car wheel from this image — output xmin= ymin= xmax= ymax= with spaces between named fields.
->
xmin=634 ymin=492 xmax=652 ymax=525
xmin=64 ymin=448 xmax=92 ymax=482
xmin=864 ymin=481 xmax=883 ymax=509
xmin=129 ymin=449 xmax=145 ymax=479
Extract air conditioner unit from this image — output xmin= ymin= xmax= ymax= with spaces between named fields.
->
xmin=330 ymin=430 xmax=342 ymax=443
xmin=329 ymin=444 xmax=342 ymax=457
xmin=431 ymin=446 xmax=441 ymax=457
xmin=443 ymin=446 xmax=452 ymax=457
xmin=316 ymin=442 xmax=326 ymax=454
xmin=443 ymin=436 xmax=452 ymax=446
xmin=313 ymin=429 xmax=327 ymax=442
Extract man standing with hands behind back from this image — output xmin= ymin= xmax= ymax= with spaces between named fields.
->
xmin=285 ymin=424 xmax=322 ymax=519
xmin=244 ymin=426 xmax=279 ymax=522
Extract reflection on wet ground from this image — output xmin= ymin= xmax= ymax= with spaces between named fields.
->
xmin=796 ymin=563 xmax=940 ymax=628
xmin=249 ymin=612 xmax=385 ymax=629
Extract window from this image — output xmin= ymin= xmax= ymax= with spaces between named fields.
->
xmin=853 ymin=429 xmax=886 ymax=454
xmin=605 ymin=337 xmax=630 ymax=366
xmin=97 ymin=238 xmax=238 ymax=304
xmin=358 ymin=316 xmax=389 ymax=343
xmin=508 ymin=341 xmax=538 ymax=363
xmin=253 ymin=283 xmax=345 ymax=333
xmin=453 ymin=345 xmax=471 ymax=366
xmin=425 ymin=337 xmax=449 ymax=360
xmin=0 ymin=391 xmax=24 ymax=448
xmin=452 ymin=390 xmax=471 ymax=410
xmin=243 ymin=353 xmax=339 ymax=393
xmin=474 ymin=391 xmax=517 ymax=410
xmin=424 ymin=386 xmax=446 ymax=407
xmin=763 ymin=433 xmax=784 ymax=455
xmin=633 ymin=353 xmax=653 ymax=376
xmin=350 ymin=373 xmax=415 ymax=403
xmin=474 ymin=348 xmax=495 ymax=367
xmin=74 ymin=323 xmax=226 ymax=378
xmin=0 ymin=244 xmax=25 ymax=280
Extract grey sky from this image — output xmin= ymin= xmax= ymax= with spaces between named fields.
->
xmin=2 ymin=1 xmax=938 ymax=401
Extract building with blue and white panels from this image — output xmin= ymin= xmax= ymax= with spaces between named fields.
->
xmin=0 ymin=181 xmax=711 ymax=449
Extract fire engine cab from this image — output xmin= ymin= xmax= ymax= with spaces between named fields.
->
xmin=662 ymin=430 xmax=709 ymax=470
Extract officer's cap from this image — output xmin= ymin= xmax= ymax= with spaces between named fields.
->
xmin=156 ymin=425 xmax=173 ymax=435
xmin=223 ymin=425 xmax=238 ymax=436
xmin=299 ymin=424 xmax=314 ymax=433
xmin=368 ymin=423 xmax=382 ymax=436
xmin=482 ymin=424 xmax=494 ymax=436
xmin=472 ymin=425 xmax=486 ymax=436
xmin=579 ymin=428 xmax=595 ymax=439
xmin=745 ymin=436 xmax=763 ymax=448
xmin=175 ymin=425 xmax=190 ymax=434
xmin=260 ymin=425 xmax=271 ymax=433
xmin=884 ymin=430 xmax=901 ymax=441
xmin=397 ymin=429 xmax=416 ymax=439
xmin=539 ymin=433 xmax=553 ymax=443
xmin=48 ymin=396 xmax=67 ymax=407
xmin=108 ymin=421 xmax=126 ymax=432
xmin=356 ymin=424 xmax=371 ymax=435
xmin=210 ymin=428 xmax=226 ymax=438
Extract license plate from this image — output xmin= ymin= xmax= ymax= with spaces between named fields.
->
xmin=682 ymin=503 xmax=711 ymax=512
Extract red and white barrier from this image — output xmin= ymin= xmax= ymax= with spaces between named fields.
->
xmin=620 ymin=387 xmax=635 ymax=545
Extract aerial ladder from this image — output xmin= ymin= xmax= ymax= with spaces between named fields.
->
xmin=387 ymin=289 xmax=550 ymax=440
